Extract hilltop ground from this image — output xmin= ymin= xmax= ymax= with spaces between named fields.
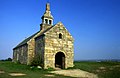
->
xmin=0 ymin=61 xmax=120 ymax=78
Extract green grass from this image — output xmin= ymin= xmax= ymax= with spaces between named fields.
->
xmin=0 ymin=61 xmax=120 ymax=78
xmin=0 ymin=61 xmax=73 ymax=78
xmin=72 ymin=61 xmax=120 ymax=78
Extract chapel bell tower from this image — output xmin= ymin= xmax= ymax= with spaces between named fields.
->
xmin=40 ymin=3 xmax=53 ymax=30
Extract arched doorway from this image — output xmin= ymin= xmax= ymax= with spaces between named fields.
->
xmin=55 ymin=52 xmax=65 ymax=69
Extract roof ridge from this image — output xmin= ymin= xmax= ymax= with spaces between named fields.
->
xmin=13 ymin=26 xmax=53 ymax=49
xmin=13 ymin=31 xmax=40 ymax=49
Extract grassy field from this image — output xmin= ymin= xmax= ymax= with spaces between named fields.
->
xmin=0 ymin=61 xmax=120 ymax=78
xmin=0 ymin=61 xmax=72 ymax=78
xmin=72 ymin=61 xmax=120 ymax=78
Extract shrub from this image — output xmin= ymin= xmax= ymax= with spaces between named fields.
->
xmin=45 ymin=67 xmax=55 ymax=71
xmin=0 ymin=58 xmax=12 ymax=61
xmin=31 ymin=53 xmax=42 ymax=66
xmin=6 ymin=58 xmax=12 ymax=61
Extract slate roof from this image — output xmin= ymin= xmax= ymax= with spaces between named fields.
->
xmin=13 ymin=26 xmax=53 ymax=49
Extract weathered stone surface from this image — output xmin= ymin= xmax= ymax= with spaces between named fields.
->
xmin=43 ymin=22 xmax=74 ymax=69
xmin=13 ymin=3 xmax=74 ymax=69
xmin=13 ymin=45 xmax=28 ymax=64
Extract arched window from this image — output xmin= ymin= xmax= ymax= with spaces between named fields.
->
xmin=49 ymin=20 xmax=52 ymax=25
xmin=59 ymin=33 xmax=62 ymax=39
xmin=45 ymin=19 xmax=48 ymax=24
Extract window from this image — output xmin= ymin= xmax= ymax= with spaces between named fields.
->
xmin=45 ymin=19 xmax=48 ymax=24
xmin=49 ymin=20 xmax=52 ymax=25
xmin=17 ymin=54 xmax=19 ymax=61
xmin=21 ymin=47 xmax=23 ymax=56
xmin=59 ymin=33 xmax=62 ymax=39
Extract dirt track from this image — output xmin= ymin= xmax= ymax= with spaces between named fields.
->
xmin=50 ymin=69 xmax=98 ymax=78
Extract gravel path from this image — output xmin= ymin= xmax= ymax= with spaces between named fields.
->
xmin=50 ymin=69 xmax=98 ymax=78
xmin=0 ymin=70 xmax=5 ymax=74
xmin=9 ymin=73 xmax=26 ymax=76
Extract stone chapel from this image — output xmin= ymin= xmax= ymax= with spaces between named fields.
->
xmin=13 ymin=3 xmax=74 ymax=69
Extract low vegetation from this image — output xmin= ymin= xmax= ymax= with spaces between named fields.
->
xmin=0 ymin=61 xmax=72 ymax=78
xmin=73 ymin=61 xmax=120 ymax=78
xmin=0 ymin=61 xmax=120 ymax=78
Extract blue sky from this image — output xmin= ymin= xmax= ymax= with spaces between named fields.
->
xmin=0 ymin=0 xmax=120 ymax=60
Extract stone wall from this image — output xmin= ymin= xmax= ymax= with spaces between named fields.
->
xmin=27 ymin=30 xmax=47 ymax=65
xmin=13 ymin=44 xmax=28 ymax=64
xmin=35 ymin=35 xmax=45 ymax=67
xmin=27 ymin=38 xmax=35 ymax=65
xmin=13 ymin=22 xmax=74 ymax=69
xmin=44 ymin=22 xmax=74 ymax=69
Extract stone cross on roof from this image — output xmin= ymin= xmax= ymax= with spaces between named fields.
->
xmin=46 ymin=3 xmax=50 ymax=11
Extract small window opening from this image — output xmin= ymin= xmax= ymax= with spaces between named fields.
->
xmin=59 ymin=33 xmax=62 ymax=39
xmin=17 ymin=54 xmax=19 ymax=61
xmin=49 ymin=20 xmax=52 ymax=25
xmin=45 ymin=19 xmax=48 ymax=24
